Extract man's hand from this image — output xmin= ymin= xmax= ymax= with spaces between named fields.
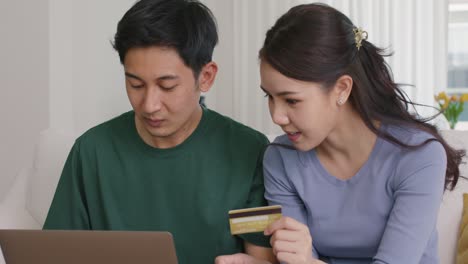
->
xmin=264 ymin=217 xmax=315 ymax=264
xmin=215 ymin=253 xmax=271 ymax=264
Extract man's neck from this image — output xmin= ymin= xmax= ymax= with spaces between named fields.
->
xmin=136 ymin=106 xmax=203 ymax=149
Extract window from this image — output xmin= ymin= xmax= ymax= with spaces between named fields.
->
xmin=448 ymin=0 xmax=468 ymax=124
xmin=448 ymin=0 xmax=468 ymax=92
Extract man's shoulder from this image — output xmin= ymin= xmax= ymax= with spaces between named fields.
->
xmin=206 ymin=108 xmax=269 ymax=146
xmin=76 ymin=111 xmax=133 ymax=144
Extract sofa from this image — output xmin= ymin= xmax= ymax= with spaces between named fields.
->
xmin=0 ymin=128 xmax=467 ymax=264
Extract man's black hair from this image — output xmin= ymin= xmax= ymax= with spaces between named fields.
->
xmin=113 ymin=0 xmax=218 ymax=77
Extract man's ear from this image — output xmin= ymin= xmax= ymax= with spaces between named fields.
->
xmin=333 ymin=75 xmax=353 ymax=105
xmin=197 ymin=62 xmax=218 ymax=93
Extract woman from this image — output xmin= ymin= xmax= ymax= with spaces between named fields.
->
xmin=258 ymin=3 xmax=464 ymax=264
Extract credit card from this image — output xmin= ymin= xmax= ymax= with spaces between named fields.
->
xmin=228 ymin=205 xmax=282 ymax=235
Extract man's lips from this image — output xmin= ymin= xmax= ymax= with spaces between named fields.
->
xmin=145 ymin=118 xmax=164 ymax=127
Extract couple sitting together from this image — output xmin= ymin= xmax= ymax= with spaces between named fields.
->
xmin=44 ymin=0 xmax=464 ymax=263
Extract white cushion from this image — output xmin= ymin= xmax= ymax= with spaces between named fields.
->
xmin=0 ymin=168 xmax=40 ymax=229
xmin=438 ymin=130 xmax=468 ymax=264
xmin=25 ymin=129 xmax=76 ymax=227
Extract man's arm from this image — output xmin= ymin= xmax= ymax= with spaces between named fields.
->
xmin=43 ymin=140 xmax=90 ymax=230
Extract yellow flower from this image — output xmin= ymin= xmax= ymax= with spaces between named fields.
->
xmin=436 ymin=92 xmax=450 ymax=109
xmin=435 ymin=92 xmax=448 ymax=101
xmin=435 ymin=92 xmax=468 ymax=129
xmin=461 ymin=94 xmax=468 ymax=103
xmin=435 ymin=92 xmax=449 ymax=109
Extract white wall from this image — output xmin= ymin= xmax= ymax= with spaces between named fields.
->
xmin=19 ymin=0 xmax=450 ymax=136
xmin=203 ymin=0 xmax=448 ymax=133
xmin=0 ymin=0 xmax=49 ymax=200
xmin=0 ymin=0 xmax=449 ymax=200
xmin=49 ymin=0 xmax=133 ymax=135
xmin=1 ymin=0 xmax=135 ymax=200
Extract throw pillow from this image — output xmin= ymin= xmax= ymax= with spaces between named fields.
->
xmin=457 ymin=193 xmax=468 ymax=264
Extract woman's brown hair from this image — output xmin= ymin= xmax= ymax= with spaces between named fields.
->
xmin=259 ymin=3 xmax=465 ymax=190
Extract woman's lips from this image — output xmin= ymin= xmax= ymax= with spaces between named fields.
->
xmin=287 ymin=132 xmax=301 ymax=142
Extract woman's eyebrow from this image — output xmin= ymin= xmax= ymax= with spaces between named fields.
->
xmin=260 ymin=86 xmax=299 ymax=96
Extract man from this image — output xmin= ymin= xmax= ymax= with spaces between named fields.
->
xmin=44 ymin=0 xmax=276 ymax=263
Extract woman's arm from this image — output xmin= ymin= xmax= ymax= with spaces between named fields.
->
xmin=373 ymin=141 xmax=446 ymax=263
xmin=263 ymin=145 xmax=320 ymax=261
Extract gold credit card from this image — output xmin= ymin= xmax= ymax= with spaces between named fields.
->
xmin=228 ymin=205 xmax=282 ymax=235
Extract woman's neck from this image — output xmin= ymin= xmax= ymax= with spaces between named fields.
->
xmin=316 ymin=106 xmax=379 ymax=180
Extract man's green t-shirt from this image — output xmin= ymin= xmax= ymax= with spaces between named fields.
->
xmin=43 ymin=107 xmax=270 ymax=263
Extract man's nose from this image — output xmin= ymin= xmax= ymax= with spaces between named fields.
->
xmin=142 ymin=87 xmax=162 ymax=113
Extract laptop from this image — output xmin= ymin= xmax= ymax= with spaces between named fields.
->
xmin=0 ymin=229 xmax=178 ymax=264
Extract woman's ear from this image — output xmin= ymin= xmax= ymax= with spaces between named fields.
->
xmin=197 ymin=62 xmax=218 ymax=93
xmin=334 ymin=75 xmax=353 ymax=105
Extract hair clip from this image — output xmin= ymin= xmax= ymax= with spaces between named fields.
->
xmin=353 ymin=27 xmax=368 ymax=50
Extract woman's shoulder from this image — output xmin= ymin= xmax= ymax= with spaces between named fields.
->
xmin=266 ymin=134 xmax=298 ymax=154
xmin=264 ymin=134 xmax=312 ymax=168
xmin=264 ymin=134 xmax=291 ymax=155
xmin=383 ymin=123 xmax=439 ymax=147
xmin=382 ymin=124 xmax=446 ymax=176
xmin=271 ymin=134 xmax=291 ymax=145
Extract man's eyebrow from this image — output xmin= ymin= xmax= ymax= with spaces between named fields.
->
xmin=125 ymin=72 xmax=143 ymax=81
xmin=260 ymin=85 xmax=299 ymax=96
xmin=125 ymin=72 xmax=179 ymax=82
xmin=156 ymin=75 xmax=179 ymax=81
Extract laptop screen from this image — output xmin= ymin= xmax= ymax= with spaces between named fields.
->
xmin=0 ymin=229 xmax=178 ymax=264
